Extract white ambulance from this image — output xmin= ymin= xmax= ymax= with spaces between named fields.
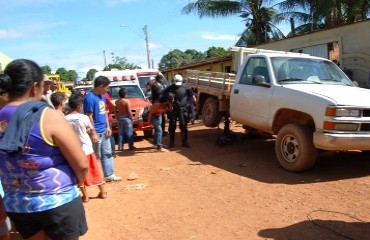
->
xmin=93 ymin=70 xmax=153 ymax=137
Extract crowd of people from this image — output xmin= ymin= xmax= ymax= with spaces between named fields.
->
xmin=0 ymin=58 xmax=197 ymax=239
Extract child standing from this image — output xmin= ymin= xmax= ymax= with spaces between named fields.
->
xmin=50 ymin=92 xmax=67 ymax=115
xmin=65 ymin=94 xmax=107 ymax=202
xmin=115 ymin=88 xmax=135 ymax=151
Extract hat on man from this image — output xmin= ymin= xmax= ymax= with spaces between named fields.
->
xmin=149 ymin=76 xmax=155 ymax=81
xmin=43 ymin=74 xmax=52 ymax=82
xmin=173 ymin=74 xmax=183 ymax=86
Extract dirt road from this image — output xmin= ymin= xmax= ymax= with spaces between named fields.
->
xmin=13 ymin=121 xmax=370 ymax=239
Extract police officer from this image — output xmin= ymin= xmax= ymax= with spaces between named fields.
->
xmin=151 ymin=74 xmax=167 ymax=134
xmin=162 ymin=74 xmax=195 ymax=148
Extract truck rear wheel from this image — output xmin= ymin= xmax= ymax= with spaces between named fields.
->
xmin=202 ymin=97 xmax=222 ymax=127
xmin=275 ymin=123 xmax=317 ymax=172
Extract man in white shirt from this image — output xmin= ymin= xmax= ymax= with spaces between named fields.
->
xmin=41 ymin=75 xmax=54 ymax=107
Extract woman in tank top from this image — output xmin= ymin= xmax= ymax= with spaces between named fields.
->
xmin=0 ymin=59 xmax=88 ymax=240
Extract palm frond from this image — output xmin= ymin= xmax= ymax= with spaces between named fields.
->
xmin=182 ymin=0 xmax=241 ymax=18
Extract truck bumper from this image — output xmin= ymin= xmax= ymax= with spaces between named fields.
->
xmin=314 ymin=132 xmax=370 ymax=150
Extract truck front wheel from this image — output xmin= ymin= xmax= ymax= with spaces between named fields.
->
xmin=202 ymin=97 xmax=222 ymax=127
xmin=275 ymin=123 xmax=317 ymax=172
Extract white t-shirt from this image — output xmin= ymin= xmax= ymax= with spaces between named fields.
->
xmin=65 ymin=113 xmax=94 ymax=155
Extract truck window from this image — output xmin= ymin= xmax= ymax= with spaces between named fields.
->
xmin=239 ymin=57 xmax=268 ymax=85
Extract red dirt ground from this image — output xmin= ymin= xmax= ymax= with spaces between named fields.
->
xmin=10 ymin=121 xmax=370 ymax=240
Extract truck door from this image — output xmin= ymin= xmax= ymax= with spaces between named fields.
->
xmin=230 ymin=56 xmax=273 ymax=131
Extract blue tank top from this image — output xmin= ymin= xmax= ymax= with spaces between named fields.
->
xmin=0 ymin=105 xmax=79 ymax=213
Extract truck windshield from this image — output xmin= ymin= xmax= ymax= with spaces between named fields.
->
xmin=271 ymin=57 xmax=353 ymax=86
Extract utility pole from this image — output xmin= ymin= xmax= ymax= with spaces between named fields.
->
xmin=103 ymin=50 xmax=107 ymax=68
xmin=143 ymin=25 xmax=151 ymax=68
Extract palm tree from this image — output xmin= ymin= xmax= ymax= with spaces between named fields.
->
xmin=348 ymin=0 xmax=370 ymax=21
xmin=182 ymin=0 xmax=285 ymax=47
xmin=278 ymin=0 xmax=370 ymax=35
xmin=323 ymin=0 xmax=370 ymax=24
xmin=277 ymin=0 xmax=326 ymax=35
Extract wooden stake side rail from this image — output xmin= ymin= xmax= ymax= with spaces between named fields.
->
xmin=184 ymin=69 xmax=236 ymax=98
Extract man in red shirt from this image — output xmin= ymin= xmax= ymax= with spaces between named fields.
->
xmin=104 ymin=93 xmax=117 ymax=158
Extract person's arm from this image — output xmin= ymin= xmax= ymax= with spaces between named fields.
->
xmin=192 ymin=94 xmax=197 ymax=104
xmin=146 ymin=103 xmax=157 ymax=125
xmin=85 ymin=112 xmax=98 ymax=143
xmin=114 ymin=99 xmax=119 ymax=117
xmin=127 ymin=100 xmax=133 ymax=120
xmin=83 ymin=94 xmax=99 ymax=143
xmin=43 ymin=108 xmax=88 ymax=186
xmin=105 ymin=111 xmax=111 ymax=136
xmin=104 ymin=96 xmax=112 ymax=136
xmin=85 ymin=115 xmax=94 ymax=134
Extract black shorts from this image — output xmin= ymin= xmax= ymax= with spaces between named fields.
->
xmin=7 ymin=197 xmax=88 ymax=240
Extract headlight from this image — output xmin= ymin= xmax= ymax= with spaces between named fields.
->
xmin=325 ymin=107 xmax=360 ymax=117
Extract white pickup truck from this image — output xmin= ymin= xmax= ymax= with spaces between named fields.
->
xmin=185 ymin=47 xmax=370 ymax=172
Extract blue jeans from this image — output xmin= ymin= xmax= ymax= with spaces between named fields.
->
xmin=109 ymin=121 xmax=116 ymax=156
xmin=152 ymin=114 xmax=163 ymax=149
xmin=118 ymin=117 xmax=134 ymax=150
xmin=93 ymin=132 xmax=115 ymax=178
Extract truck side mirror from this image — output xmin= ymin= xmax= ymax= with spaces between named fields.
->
xmin=252 ymin=75 xmax=270 ymax=88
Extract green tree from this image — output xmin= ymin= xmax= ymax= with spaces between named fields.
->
xmin=184 ymin=49 xmax=206 ymax=62
xmin=277 ymin=0 xmax=370 ymax=35
xmin=86 ymin=69 xmax=98 ymax=81
xmin=183 ymin=0 xmax=284 ymax=46
xmin=55 ymin=68 xmax=68 ymax=81
xmin=66 ymin=70 xmax=78 ymax=82
xmin=277 ymin=0 xmax=333 ymax=35
xmin=110 ymin=54 xmax=141 ymax=70
xmin=205 ymin=46 xmax=230 ymax=58
xmin=344 ymin=0 xmax=370 ymax=22
xmin=158 ymin=49 xmax=192 ymax=70
xmin=104 ymin=64 xmax=123 ymax=71
xmin=159 ymin=47 xmax=232 ymax=70
xmin=316 ymin=0 xmax=370 ymax=25
xmin=41 ymin=65 xmax=52 ymax=74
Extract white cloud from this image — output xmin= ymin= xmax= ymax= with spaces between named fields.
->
xmin=77 ymin=65 xmax=105 ymax=77
xmin=0 ymin=21 xmax=66 ymax=40
xmin=149 ymin=42 xmax=163 ymax=50
xmin=200 ymin=32 xmax=240 ymax=41
xmin=101 ymin=0 xmax=140 ymax=7
xmin=0 ymin=29 xmax=24 ymax=39
xmin=0 ymin=0 xmax=70 ymax=11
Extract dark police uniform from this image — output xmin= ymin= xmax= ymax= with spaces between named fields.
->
xmin=162 ymin=83 xmax=193 ymax=148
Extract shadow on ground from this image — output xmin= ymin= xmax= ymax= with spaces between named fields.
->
xmin=155 ymin=124 xmax=370 ymax=185
xmin=258 ymin=218 xmax=370 ymax=240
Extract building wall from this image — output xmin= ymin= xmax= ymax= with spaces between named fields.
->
xmin=162 ymin=20 xmax=370 ymax=87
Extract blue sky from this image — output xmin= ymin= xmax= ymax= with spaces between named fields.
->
xmin=0 ymin=0 xmax=289 ymax=77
